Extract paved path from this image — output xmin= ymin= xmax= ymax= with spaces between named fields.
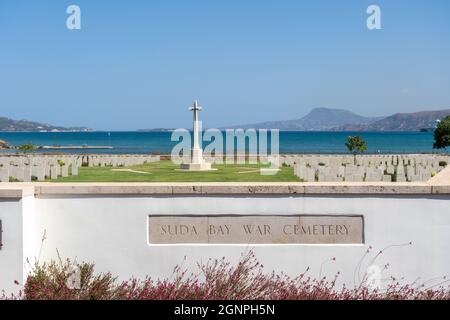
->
xmin=428 ymin=166 xmax=450 ymax=185
xmin=110 ymin=169 xmax=152 ymax=174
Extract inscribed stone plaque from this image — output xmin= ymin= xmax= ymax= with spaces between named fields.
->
xmin=148 ymin=215 xmax=363 ymax=244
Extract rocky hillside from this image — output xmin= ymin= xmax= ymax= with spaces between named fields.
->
xmin=333 ymin=109 xmax=450 ymax=131
xmin=227 ymin=107 xmax=450 ymax=131
xmin=0 ymin=117 xmax=90 ymax=132
xmin=226 ymin=108 xmax=382 ymax=131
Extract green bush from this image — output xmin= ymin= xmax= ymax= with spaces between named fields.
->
xmin=17 ymin=143 xmax=40 ymax=152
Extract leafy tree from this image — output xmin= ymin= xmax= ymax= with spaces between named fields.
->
xmin=345 ymin=135 xmax=367 ymax=164
xmin=433 ymin=116 xmax=450 ymax=150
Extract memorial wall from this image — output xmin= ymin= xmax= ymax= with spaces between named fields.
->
xmin=1 ymin=183 xmax=450 ymax=295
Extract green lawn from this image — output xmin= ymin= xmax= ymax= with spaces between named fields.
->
xmin=54 ymin=160 xmax=299 ymax=182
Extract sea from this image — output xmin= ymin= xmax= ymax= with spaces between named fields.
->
xmin=0 ymin=131 xmax=446 ymax=155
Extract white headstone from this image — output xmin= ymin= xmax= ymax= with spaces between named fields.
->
xmin=0 ymin=168 xmax=9 ymax=182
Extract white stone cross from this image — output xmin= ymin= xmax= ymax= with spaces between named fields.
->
xmin=180 ymin=100 xmax=212 ymax=170
xmin=189 ymin=100 xmax=203 ymax=164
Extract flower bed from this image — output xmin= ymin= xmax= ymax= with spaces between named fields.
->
xmin=3 ymin=251 xmax=449 ymax=300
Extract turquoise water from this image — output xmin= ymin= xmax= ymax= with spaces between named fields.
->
xmin=0 ymin=131 xmax=445 ymax=154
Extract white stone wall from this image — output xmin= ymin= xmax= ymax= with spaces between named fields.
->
xmin=1 ymin=191 xmax=450 ymax=295
xmin=0 ymin=197 xmax=28 ymax=295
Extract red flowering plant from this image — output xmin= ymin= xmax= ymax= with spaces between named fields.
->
xmin=3 ymin=248 xmax=449 ymax=300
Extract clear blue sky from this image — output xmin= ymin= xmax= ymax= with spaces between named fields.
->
xmin=1 ymin=0 xmax=449 ymax=130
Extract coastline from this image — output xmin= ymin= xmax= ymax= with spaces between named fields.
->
xmin=0 ymin=131 xmax=446 ymax=155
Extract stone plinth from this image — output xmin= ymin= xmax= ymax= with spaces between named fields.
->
xmin=180 ymin=162 xmax=212 ymax=171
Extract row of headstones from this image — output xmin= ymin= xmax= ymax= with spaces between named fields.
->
xmin=0 ymin=155 xmax=82 ymax=167
xmin=85 ymin=155 xmax=160 ymax=167
xmin=0 ymin=155 xmax=161 ymax=182
xmin=0 ymin=163 xmax=79 ymax=182
xmin=201 ymin=154 xmax=272 ymax=164
xmin=282 ymin=154 xmax=448 ymax=168
xmin=294 ymin=164 xmax=440 ymax=182
xmin=0 ymin=155 xmax=161 ymax=168
xmin=288 ymin=154 xmax=449 ymax=182
xmin=0 ymin=155 xmax=83 ymax=182
xmin=293 ymin=164 xmax=383 ymax=182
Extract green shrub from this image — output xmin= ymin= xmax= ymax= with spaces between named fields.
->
xmin=18 ymin=143 xmax=37 ymax=151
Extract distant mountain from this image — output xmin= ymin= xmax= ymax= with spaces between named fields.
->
xmin=333 ymin=109 xmax=450 ymax=131
xmin=226 ymin=108 xmax=383 ymax=131
xmin=0 ymin=117 xmax=91 ymax=132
